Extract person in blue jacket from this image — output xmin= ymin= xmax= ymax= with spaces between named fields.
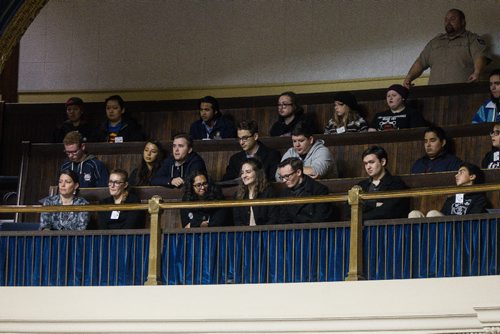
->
xmin=151 ymin=133 xmax=207 ymax=188
xmin=411 ymin=126 xmax=462 ymax=174
xmin=189 ymin=96 xmax=236 ymax=140
xmin=472 ymin=69 xmax=500 ymax=123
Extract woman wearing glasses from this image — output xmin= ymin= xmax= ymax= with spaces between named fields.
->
xmin=39 ymin=169 xmax=90 ymax=231
xmin=97 ymin=169 xmax=145 ymax=229
xmin=180 ymin=170 xmax=230 ymax=228
xmin=233 ymin=158 xmax=279 ymax=226
xmin=270 ymin=91 xmax=316 ymax=136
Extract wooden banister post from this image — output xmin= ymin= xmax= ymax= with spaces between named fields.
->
xmin=145 ymin=195 xmax=162 ymax=285
xmin=346 ymin=185 xmax=365 ymax=281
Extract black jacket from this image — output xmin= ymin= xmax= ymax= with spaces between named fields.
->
xmin=189 ymin=113 xmax=236 ymax=140
xmin=270 ymin=111 xmax=316 ymax=137
xmin=441 ymin=192 xmax=489 ymax=215
xmin=233 ymin=186 xmax=280 ymax=226
xmin=97 ymin=192 xmax=145 ymax=229
xmin=53 ymin=121 xmax=96 ymax=143
xmin=482 ymin=148 xmax=500 ymax=169
xmin=151 ymin=152 xmax=207 ymax=188
xmin=222 ymin=142 xmax=281 ymax=181
xmin=96 ymin=118 xmax=145 ymax=142
xmin=180 ymin=187 xmax=231 ymax=227
xmin=356 ymin=171 xmax=410 ymax=220
xmin=279 ymin=175 xmax=334 ymax=224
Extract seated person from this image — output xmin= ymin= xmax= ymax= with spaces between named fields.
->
xmin=270 ymin=91 xmax=316 ymax=136
xmin=96 ymin=95 xmax=145 ymax=143
xmin=355 ymin=146 xmax=409 ymax=220
xmin=277 ymin=157 xmax=334 ymax=224
xmin=276 ymin=122 xmax=338 ymax=180
xmin=324 ymin=92 xmax=368 ymax=134
xmin=53 ymin=97 xmax=95 ymax=143
xmin=368 ymin=84 xmax=426 ymax=131
xmin=233 ymin=158 xmax=279 ymax=226
xmin=129 ymin=140 xmax=166 ymax=186
xmin=181 ymin=170 xmax=230 ymax=228
xmin=151 ymin=133 xmax=207 ymax=188
xmin=223 ymin=120 xmax=281 ymax=182
xmin=482 ymin=122 xmax=500 ymax=169
xmin=189 ymin=96 xmax=236 ymax=140
xmin=472 ymin=68 xmax=499 ymax=123
xmin=409 ymin=162 xmax=489 ymax=217
xmin=61 ymin=131 xmax=109 ymax=188
xmin=411 ymin=126 xmax=462 ymax=173
xmin=97 ymin=169 xmax=145 ymax=229
xmin=39 ymin=170 xmax=89 ymax=231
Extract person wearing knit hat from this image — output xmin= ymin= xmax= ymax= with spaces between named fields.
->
xmin=324 ymin=92 xmax=367 ymax=134
xmin=368 ymin=84 xmax=427 ymax=131
xmin=53 ymin=97 xmax=96 ymax=142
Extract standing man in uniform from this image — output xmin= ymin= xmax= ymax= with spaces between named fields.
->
xmin=403 ymin=8 xmax=490 ymax=87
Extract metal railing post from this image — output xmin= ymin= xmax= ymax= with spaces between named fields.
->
xmin=346 ymin=185 xmax=365 ymax=281
xmin=145 ymin=195 xmax=162 ymax=285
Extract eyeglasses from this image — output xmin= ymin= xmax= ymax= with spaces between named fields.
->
xmin=193 ymin=182 xmax=208 ymax=189
xmin=277 ymin=103 xmax=293 ymax=108
xmin=108 ymin=180 xmax=125 ymax=186
xmin=237 ymin=136 xmax=253 ymax=142
xmin=490 ymin=130 xmax=500 ymax=137
xmin=64 ymin=147 xmax=81 ymax=156
xmin=279 ymin=170 xmax=297 ymax=181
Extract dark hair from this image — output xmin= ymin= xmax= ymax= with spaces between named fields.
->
xmin=199 ymin=96 xmax=220 ymax=114
xmin=182 ymin=170 xmax=222 ymax=201
xmin=459 ymin=162 xmax=484 ymax=184
xmin=448 ymin=8 xmax=465 ymax=21
xmin=59 ymin=169 xmax=79 ymax=185
xmin=172 ymin=132 xmax=193 ymax=148
xmin=291 ymin=121 xmax=314 ymax=138
xmin=278 ymin=157 xmax=304 ymax=172
xmin=236 ymin=157 xmax=269 ymax=199
xmin=490 ymin=68 xmax=500 ymax=79
xmin=362 ymin=145 xmax=388 ymax=163
xmin=237 ymin=120 xmax=258 ymax=134
xmin=424 ymin=126 xmax=447 ymax=142
xmin=279 ymin=91 xmax=304 ymax=115
xmin=134 ymin=141 xmax=165 ymax=186
xmin=105 ymin=95 xmax=125 ymax=109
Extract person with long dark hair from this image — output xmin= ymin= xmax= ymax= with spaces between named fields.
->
xmin=180 ymin=170 xmax=230 ymax=228
xmin=129 ymin=141 xmax=165 ymax=186
xmin=39 ymin=169 xmax=89 ymax=231
xmin=233 ymin=158 xmax=279 ymax=226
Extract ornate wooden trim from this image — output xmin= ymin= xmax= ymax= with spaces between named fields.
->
xmin=0 ymin=0 xmax=48 ymax=73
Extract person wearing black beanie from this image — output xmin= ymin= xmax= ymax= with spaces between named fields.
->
xmin=324 ymin=91 xmax=368 ymax=134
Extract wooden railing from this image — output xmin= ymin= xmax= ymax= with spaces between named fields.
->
xmin=1 ymin=182 xmax=499 ymax=285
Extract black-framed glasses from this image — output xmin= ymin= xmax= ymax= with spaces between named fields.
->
xmin=490 ymin=130 xmax=500 ymax=137
xmin=193 ymin=182 xmax=208 ymax=189
xmin=277 ymin=103 xmax=293 ymax=108
xmin=237 ymin=136 xmax=253 ymax=142
xmin=108 ymin=180 xmax=125 ymax=186
xmin=279 ymin=170 xmax=297 ymax=181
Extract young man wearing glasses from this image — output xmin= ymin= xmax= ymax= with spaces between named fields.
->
xmin=482 ymin=123 xmax=500 ymax=169
xmin=60 ymin=131 xmax=109 ymax=188
xmin=277 ymin=157 xmax=334 ymax=224
xmin=222 ymin=120 xmax=280 ymax=182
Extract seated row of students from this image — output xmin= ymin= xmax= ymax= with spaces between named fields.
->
xmin=41 ymin=143 xmax=493 ymax=231
xmin=53 ymin=68 xmax=499 ymax=145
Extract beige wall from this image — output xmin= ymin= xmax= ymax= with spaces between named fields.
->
xmin=18 ymin=0 xmax=499 ymax=100
xmin=0 ymin=276 xmax=499 ymax=333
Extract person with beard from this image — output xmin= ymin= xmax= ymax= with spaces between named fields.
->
xmin=277 ymin=157 xmax=334 ymax=224
xmin=481 ymin=123 xmax=500 ymax=169
xmin=403 ymin=8 xmax=491 ymax=87
xmin=409 ymin=162 xmax=489 ymax=218
xmin=472 ymin=69 xmax=500 ymax=123
xmin=151 ymin=133 xmax=207 ymax=188
xmin=368 ymin=84 xmax=426 ymax=131
xmin=189 ymin=96 xmax=236 ymax=140
xmin=180 ymin=170 xmax=230 ymax=228
xmin=411 ymin=126 xmax=462 ymax=173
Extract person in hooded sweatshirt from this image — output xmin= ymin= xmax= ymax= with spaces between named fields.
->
xmin=151 ymin=133 xmax=207 ymax=188
xmin=275 ymin=121 xmax=338 ymax=181
xmin=60 ymin=131 xmax=109 ymax=188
